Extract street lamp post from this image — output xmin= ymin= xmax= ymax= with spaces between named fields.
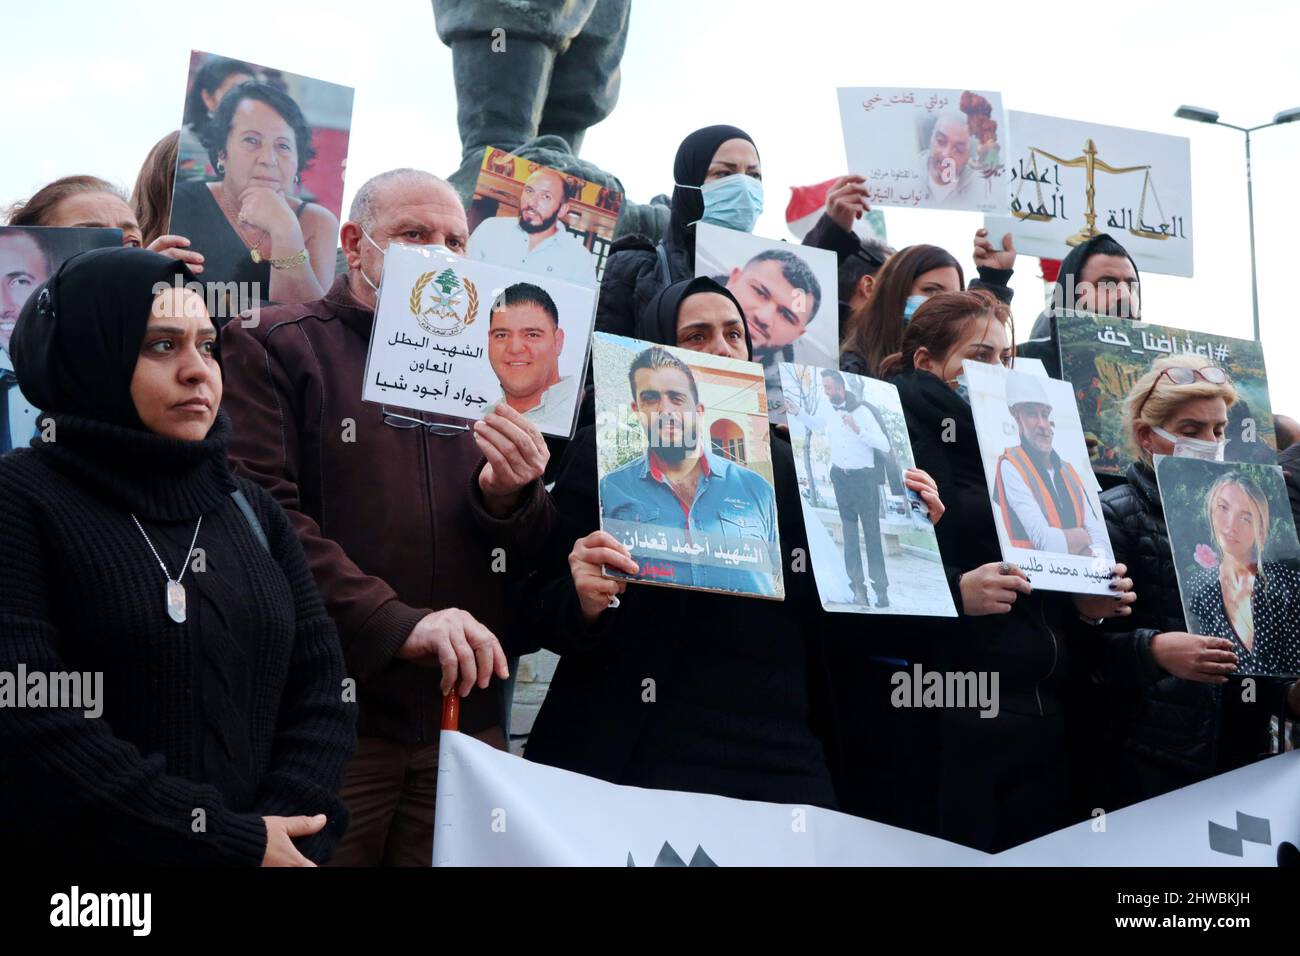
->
xmin=1175 ymin=105 xmax=1300 ymax=342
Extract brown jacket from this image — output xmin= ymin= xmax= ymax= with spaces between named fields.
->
xmin=220 ymin=275 xmax=553 ymax=743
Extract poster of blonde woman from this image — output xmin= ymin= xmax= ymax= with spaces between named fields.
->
xmin=1157 ymin=458 xmax=1300 ymax=676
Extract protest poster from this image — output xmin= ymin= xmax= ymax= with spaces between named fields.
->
xmin=0 ymin=225 xmax=122 ymax=451
xmin=837 ymin=87 xmax=1010 ymax=213
xmin=694 ymin=223 xmax=839 ymax=421
xmin=1057 ymin=311 xmax=1274 ymax=476
xmin=169 ymin=50 xmax=354 ymax=308
xmin=467 ymin=146 xmax=621 ymax=287
xmin=364 ymin=242 xmax=596 ymax=438
xmin=1157 ymin=457 xmax=1300 ymax=677
xmin=592 ymin=331 xmax=783 ymax=599
xmin=987 ymin=111 xmax=1193 ymax=277
xmin=779 ymin=363 xmax=956 ymax=616
xmin=965 ymin=360 xmax=1116 ymax=594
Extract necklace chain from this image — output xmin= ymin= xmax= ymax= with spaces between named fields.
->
xmin=131 ymin=514 xmax=203 ymax=584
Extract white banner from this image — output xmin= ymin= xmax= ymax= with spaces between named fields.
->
xmin=432 ymin=731 xmax=1300 ymax=866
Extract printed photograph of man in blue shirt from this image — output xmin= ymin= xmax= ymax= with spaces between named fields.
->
xmin=599 ymin=344 xmax=783 ymax=598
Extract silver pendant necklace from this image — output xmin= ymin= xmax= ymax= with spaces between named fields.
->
xmin=130 ymin=514 xmax=203 ymax=624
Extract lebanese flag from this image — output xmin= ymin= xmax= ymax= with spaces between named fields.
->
xmin=785 ymin=178 xmax=838 ymax=240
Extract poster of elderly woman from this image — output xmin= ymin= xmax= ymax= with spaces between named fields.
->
xmin=1158 ymin=458 xmax=1300 ymax=676
xmin=167 ymin=50 xmax=354 ymax=308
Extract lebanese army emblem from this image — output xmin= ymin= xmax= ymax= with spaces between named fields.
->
xmin=409 ymin=266 xmax=479 ymax=337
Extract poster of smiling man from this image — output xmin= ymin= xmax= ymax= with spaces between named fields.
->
xmin=363 ymin=243 xmax=596 ymax=438
xmin=837 ymin=87 xmax=1010 ymax=213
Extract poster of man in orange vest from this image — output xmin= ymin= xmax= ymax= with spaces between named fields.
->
xmin=992 ymin=371 xmax=1108 ymax=557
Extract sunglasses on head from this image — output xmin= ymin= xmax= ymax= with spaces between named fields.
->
xmin=1136 ymin=366 xmax=1230 ymax=419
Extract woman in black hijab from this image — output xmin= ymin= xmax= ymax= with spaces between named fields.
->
xmin=513 ymin=276 xmax=842 ymax=806
xmin=0 ymin=247 xmax=355 ymax=866
xmin=594 ymin=125 xmax=761 ymax=340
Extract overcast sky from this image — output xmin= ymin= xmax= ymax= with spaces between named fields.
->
xmin=4 ymin=0 xmax=1298 ymax=408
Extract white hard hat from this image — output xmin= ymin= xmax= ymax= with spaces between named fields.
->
xmin=1005 ymin=371 xmax=1052 ymax=411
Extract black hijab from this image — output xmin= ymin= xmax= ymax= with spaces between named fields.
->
xmin=11 ymin=246 xmax=207 ymax=430
xmin=638 ymin=276 xmax=753 ymax=360
xmin=669 ymin=124 xmax=758 ymax=253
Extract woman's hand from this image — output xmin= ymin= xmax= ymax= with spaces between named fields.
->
xmin=146 ymin=235 xmax=205 ymax=274
xmin=959 ymin=561 xmax=1032 ymax=616
xmin=825 ymin=174 xmax=871 ymax=232
xmin=1072 ymin=563 xmax=1136 ymax=620
xmin=973 ymin=228 xmax=1016 ymax=271
xmin=571 ymin=531 xmax=638 ymax=626
xmin=903 ymin=467 xmax=944 ymax=524
xmin=1150 ymin=632 xmax=1238 ymax=683
xmin=237 ymin=186 xmax=304 ymax=255
xmin=261 ymin=814 xmax=326 ymax=866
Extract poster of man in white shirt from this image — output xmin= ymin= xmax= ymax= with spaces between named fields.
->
xmin=965 ymin=361 xmax=1116 ymax=595
xmin=468 ymin=149 xmax=616 ymax=288
xmin=486 ymin=281 xmax=581 ymax=436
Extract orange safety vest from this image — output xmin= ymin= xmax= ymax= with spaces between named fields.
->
xmin=994 ymin=446 xmax=1087 ymax=550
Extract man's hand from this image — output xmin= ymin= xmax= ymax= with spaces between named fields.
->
xmin=841 ymin=412 xmax=859 ymax=433
xmin=397 ymin=608 xmax=510 ymax=697
xmin=261 ymin=815 xmax=325 ymax=867
xmin=826 ymin=175 xmax=871 ymax=233
xmin=973 ymin=228 xmax=1016 ymax=271
xmin=1064 ymin=527 xmax=1093 ymax=555
xmin=570 ymin=531 xmax=638 ymax=626
xmin=1151 ymin=632 xmax=1238 ymax=683
xmin=1072 ymin=563 xmax=1135 ymax=620
xmin=475 ymin=404 xmax=549 ymax=516
xmin=147 ymin=234 xmax=205 ymax=274
xmin=783 ymin=399 xmax=802 ymax=418
xmin=959 ymin=561 xmax=1032 ymax=616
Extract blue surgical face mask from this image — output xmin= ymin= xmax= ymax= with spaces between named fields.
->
xmin=692 ymin=173 xmax=764 ymax=233
xmin=903 ymin=294 xmax=929 ymax=324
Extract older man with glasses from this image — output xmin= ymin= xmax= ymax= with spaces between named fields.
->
xmin=220 ymin=168 xmax=554 ymax=866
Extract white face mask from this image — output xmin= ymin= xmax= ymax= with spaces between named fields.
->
xmin=359 ymin=229 xmax=454 ymax=292
xmin=1152 ymin=425 xmax=1225 ymax=463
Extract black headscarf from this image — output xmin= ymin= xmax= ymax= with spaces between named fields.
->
xmin=638 ymin=276 xmax=753 ymax=360
xmin=11 ymin=246 xmax=205 ymax=430
xmin=669 ymin=124 xmax=758 ymax=253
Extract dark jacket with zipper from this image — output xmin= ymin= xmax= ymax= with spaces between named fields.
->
xmin=1087 ymin=461 xmax=1288 ymax=809
xmin=220 ymin=275 xmax=554 ymax=745
xmin=893 ymin=368 xmax=1074 ymax=852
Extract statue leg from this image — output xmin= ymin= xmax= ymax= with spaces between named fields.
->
xmin=538 ymin=0 xmax=631 ymax=155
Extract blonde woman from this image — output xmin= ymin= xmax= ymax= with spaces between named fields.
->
xmin=1085 ymin=355 xmax=1300 ymax=810
xmin=1187 ymin=473 xmax=1300 ymax=673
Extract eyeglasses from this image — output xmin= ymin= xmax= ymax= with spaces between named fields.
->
xmin=381 ymin=407 xmax=470 ymax=436
xmin=1135 ymin=366 xmax=1230 ymax=419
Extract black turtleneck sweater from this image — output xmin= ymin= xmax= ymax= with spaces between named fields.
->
xmin=0 ymin=412 xmax=356 ymax=865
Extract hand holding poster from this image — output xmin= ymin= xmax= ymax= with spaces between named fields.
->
xmin=693 ymin=223 xmax=839 ymax=420
xmin=1057 ymin=311 xmax=1275 ymax=475
xmin=837 ymin=87 xmax=1010 ymax=213
xmin=1157 ymin=457 xmax=1300 ymax=676
xmin=779 ymin=363 xmax=955 ymax=616
xmin=964 ymin=361 xmax=1116 ymax=594
xmin=987 ymin=111 xmax=1193 ymax=277
xmin=592 ymin=332 xmax=783 ymax=599
xmin=363 ymin=243 xmax=596 ymax=437
xmin=0 ymin=226 xmax=122 ymax=452
xmin=168 ymin=50 xmax=354 ymax=310
xmin=467 ymin=146 xmax=620 ymax=287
